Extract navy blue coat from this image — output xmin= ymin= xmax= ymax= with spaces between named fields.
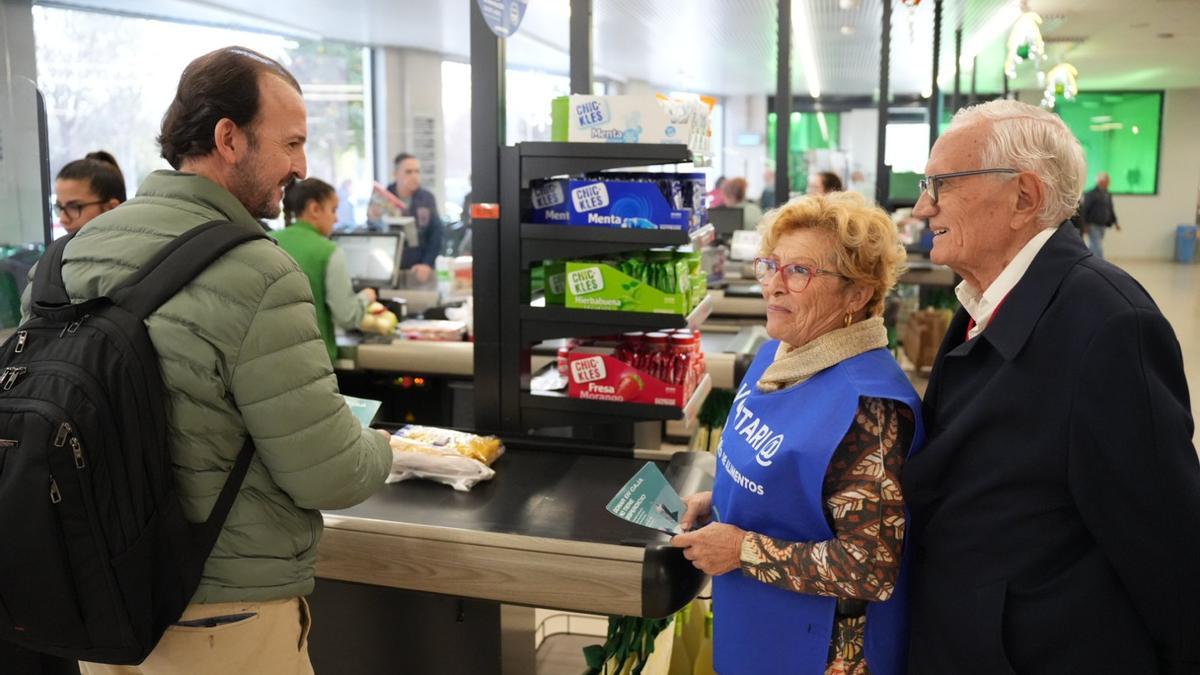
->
xmin=903 ymin=224 xmax=1200 ymax=674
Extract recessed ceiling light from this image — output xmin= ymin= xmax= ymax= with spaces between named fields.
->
xmin=840 ymin=25 xmax=855 ymax=36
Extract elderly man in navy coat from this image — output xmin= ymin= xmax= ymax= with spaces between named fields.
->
xmin=903 ymin=99 xmax=1200 ymax=674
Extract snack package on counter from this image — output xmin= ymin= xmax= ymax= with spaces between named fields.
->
xmin=390 ymin=425 xmax=504 ymax=464
xmin=386 ymin=451 xmax=495 ymax=492
xmin=387 ymin=425 xmax=505 ymax=492
xmin=397 ymin=319 xmax=467 ymax=341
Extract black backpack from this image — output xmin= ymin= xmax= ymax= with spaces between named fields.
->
xmin=0 ymin=221 xmax=266 ymax=664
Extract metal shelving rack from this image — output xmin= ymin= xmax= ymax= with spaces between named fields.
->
xmin=473 ymin=141 xmax=713 ymax=437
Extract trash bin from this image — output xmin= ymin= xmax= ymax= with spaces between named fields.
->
xmin=1176 ymin=225 xmax=1198 ymax=264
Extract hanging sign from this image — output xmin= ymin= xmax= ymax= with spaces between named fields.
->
xmin=475 ymin=0 xmax=529 ymax=38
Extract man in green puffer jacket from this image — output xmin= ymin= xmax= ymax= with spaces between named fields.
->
xmin=23 ymin=47 xmax=392 ymax=675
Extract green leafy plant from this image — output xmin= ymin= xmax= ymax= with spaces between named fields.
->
xmin=582 ymin=615 xmax=671 ymax=675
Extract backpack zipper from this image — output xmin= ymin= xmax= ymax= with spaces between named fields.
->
xmin=70 ymin=437 xmax=85 ymax=469
xmin=49 ymin=476 xmax=62 ymax=504
xmin=14 ymin=330 xmax=27 ymax=353
xmin=1 ymin=366 xmax=28 ymax=390
xmin=54 ymin=422 xmax=72 ymax=447
xmin=67 ymin=315 xmax=91 ymax=335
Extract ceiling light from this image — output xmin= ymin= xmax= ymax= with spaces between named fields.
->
xmin=839 ymin=0 xmax=860 ymax=9
xmin=791 ymin=2 xmax=822 ymax=98
xmin=840 ymin=25 xmax=855 ymax=36
xmin=1132 ymin=125 xmax=1140 ymax=135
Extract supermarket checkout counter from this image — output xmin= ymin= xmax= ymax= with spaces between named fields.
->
xmin=336 ymin=332 xmax=760 ymax=438
xmin=706 ymin=255 xmax=956 ymax=323
xmin=309 ymin=443 xmax=715 ymax=675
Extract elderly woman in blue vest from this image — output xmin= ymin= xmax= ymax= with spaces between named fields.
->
xmin=673 ymin=192 xmax=925 ymax=675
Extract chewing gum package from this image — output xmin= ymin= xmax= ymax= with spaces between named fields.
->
xmin=567 ymin=177 xmax=691 ymax=230
xmin=528 ymin=178 xmax=570 ymax=225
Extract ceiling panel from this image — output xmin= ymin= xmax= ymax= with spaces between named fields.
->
xmin=43 ymin=0 xmax=1200 ymax=96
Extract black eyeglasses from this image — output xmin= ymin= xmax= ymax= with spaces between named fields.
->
xmin=918 ymin=168 xmax=1019 ymax=205
xmin=753 ymin=257 xmax=844 ymax=294
xmin=53 ymin=200 xmax=106 ymax=219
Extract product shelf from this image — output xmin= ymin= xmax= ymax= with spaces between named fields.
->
xmin=520 ymin=293 xmax=713 ymax=342
xmin=521 ymin=224 xmax=715 ymax=266
xmin=523 ymin=372 xmax=712 ymax=428
xmin=517 ymin=142 xmax=692 ymax=181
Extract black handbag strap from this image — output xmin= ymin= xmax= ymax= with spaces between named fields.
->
xmin=111 ymin=220 xmax=269 ymax=320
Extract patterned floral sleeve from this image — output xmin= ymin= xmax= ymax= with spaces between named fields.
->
xmin=739 ymin=397 xmax=915 ymax=602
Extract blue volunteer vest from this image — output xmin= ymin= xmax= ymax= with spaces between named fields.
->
xmin=711 ymin=341 xmax=925 ymax=675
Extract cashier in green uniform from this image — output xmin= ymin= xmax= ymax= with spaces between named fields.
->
xmin=274 ymin=178 xmax=377 ymax=364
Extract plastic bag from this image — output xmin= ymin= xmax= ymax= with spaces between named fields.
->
xmin=387 ymin=426 xmax=504 ymax=491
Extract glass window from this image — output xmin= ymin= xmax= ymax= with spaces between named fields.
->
xmin=33 ymin=5 xmax=373 ymax=233
xmin=1055 ymin=91 xmax=1163 ymax=195
xmin=439 ymin=59 xmax=574 ymax=222
xmin=766 ymin=111 xmax=842 ymax=193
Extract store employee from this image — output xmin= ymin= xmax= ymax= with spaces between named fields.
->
xmin=387 ymin=152 xmax=443 ymax=284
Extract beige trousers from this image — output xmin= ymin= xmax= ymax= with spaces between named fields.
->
xmin=79 ymin=597 xmax=313 ymax=675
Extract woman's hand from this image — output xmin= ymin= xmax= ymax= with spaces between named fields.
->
xmin=671 ymin=523 xmax=747 ymax=576
xmin=679 ymin=491 xmax=714 ymax=532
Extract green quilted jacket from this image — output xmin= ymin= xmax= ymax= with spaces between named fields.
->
xmin=23 ymin=171 xmax=392 ymax=604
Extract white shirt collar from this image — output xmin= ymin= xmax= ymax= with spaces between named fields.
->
xmin=955 ymin=226 xmax=1059 ymax=340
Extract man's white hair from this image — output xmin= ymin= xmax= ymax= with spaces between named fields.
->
xmin=948 ymin=99 xmax=1086 ymax=228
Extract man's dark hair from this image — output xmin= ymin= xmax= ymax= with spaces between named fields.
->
xmin=57 ymin=150 xmax=126 ymax=203
xmin=158 ymin=46 xmax=302 ymax=169
xmin=818 ymin=171 xmax=844 ymax=193
xmin=393 ymin=152 xmax=416 ymax=168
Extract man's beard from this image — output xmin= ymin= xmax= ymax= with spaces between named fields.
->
xmin=231 ymin=154 xmax=284 ymax=220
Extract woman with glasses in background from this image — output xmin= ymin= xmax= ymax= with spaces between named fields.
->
xmin=54 ymin=151 xmax=126 ymax=235
xmin=672 ymin=192 xmax=926 ymax=675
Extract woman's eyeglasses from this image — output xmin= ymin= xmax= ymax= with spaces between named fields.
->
xmin=53 ymin=201 xmax=106 ymax=219
xmin=753 ymin=257 xmax=844 ymax=294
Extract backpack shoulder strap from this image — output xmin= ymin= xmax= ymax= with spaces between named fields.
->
xmin=30 ymin=233 xmax=75 ymax=310
xmin=111 ymin=220 xmax=269 ymax=320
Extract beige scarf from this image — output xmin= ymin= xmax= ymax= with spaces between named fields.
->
xmin=757 ymin=316 xmax=889 ymax=392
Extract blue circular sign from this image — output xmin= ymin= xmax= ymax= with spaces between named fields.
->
xmin=476 ymin=0 xmax=529 ymax=39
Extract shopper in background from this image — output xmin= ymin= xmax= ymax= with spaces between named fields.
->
xmin=673 ymin=192 xmax=924 ymax=675
xmin=720 ymin=177 xmax=764 ymax=230
xmin=905 ymin=99 xmax=1199 ymax=673
xmin=275 ymin=177 xmax=378 ymax=364
xmin=54 ymin=150 xmax=126 ymax=235
xmin=22 ymin=46 xmax=392 ymax=675
xmin=759 ymin=167 xmax=776 ymax=209
xmin=709 ymin=175 xmax=727 ymax=208
xmin=1081 ymin=170 xmax=1119 ymax=258
xmin=807 ymin=171 xmax=844 ymax=196
xmin=386 ymin=152 xmax=443 ymax=284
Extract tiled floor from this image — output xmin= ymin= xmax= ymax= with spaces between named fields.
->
xmin=1115 ymin=259 xmax=1200 ymax=447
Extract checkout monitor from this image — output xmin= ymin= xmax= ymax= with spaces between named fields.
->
xmin=708 ymin=206 xmax=744 ymax=243
xmin=332 ymin=233 xmax=404 ymax=289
